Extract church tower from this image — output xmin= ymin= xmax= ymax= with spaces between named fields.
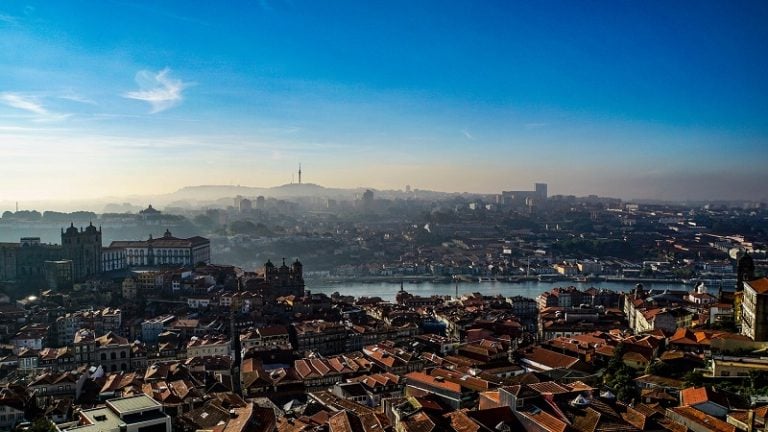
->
xmin=61 ymin=222 xmax=102 ymax=282
xmin=737 ymin=252 xmax=756 ymax=291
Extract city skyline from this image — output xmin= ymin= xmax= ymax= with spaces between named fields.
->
xmin=1 ymin=1 xmax=767 ymax=202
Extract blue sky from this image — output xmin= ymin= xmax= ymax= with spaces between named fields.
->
xmin=1 ymin=1 xmax=767 ymax=202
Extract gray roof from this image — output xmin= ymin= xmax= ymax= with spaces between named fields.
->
xmin=107 ymin=394 xmax=161 ymax=414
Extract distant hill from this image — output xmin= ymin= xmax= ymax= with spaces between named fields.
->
xmin=0 ymin=183 xmax=472 ymax=213
xmin=166 ymin=183 xmax=461 ymax=202
xmin=170 ymin=183 xmax=359 ymax=200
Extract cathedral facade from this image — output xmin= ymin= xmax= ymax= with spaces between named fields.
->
xmin=61 ymin=222 xmax=103 ymax=282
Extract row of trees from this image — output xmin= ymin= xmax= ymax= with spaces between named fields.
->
xmin=1 ymin=210 xmax=97 ymax=222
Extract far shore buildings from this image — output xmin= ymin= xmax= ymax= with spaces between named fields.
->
xmin=500 ymin=182 xmax=547 ymax=207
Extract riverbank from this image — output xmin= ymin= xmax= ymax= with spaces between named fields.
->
xmin=304 ymin=279 xmax=695 ymax=303
xmin=304 ymin=274 xmax=691 ymax=286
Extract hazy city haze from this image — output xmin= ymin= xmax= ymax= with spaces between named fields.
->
xmin=1 ymin=1 xmax=767 ymax=204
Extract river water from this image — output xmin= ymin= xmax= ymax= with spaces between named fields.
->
xmin=305 ymin=280 xmax=697 ymax=302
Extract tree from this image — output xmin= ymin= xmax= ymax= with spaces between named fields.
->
xmin=683 ymin=370 xmax=704 ymax=388
xmin=645 ymin=360 xmax=670 ymax=376
xmin=193 ymin=214 xmax=215 ymax=229
xmin=24 ymin=418 xmax=55 ymax=432
xmin=606 ymin=343 xmax=626 ymax=375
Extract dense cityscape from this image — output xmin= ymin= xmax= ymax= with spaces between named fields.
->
xmin=0 ymin=183 xmax=764 ymax=431
xmin=3 ymin=1 xmax=768 ymax=431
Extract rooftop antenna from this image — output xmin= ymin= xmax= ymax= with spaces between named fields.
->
xmin=298 ymin=163 xmax=302 ymax=184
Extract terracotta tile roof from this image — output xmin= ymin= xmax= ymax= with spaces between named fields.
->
xmin=521 ymin=346 xmax=580 ymax=370
xmin=95 ymin=331 xmax=129 ymax=346
xmin=351 ymin=372 xmax=400 ymax=389
xmin=431 ymin=368 xmax=492 ymax=392
xmin=571 ymin=407 xmax=600 ymax=432
xmin=641 ymin=388 xmax=678 ymax=402
xmin=187 ymin=335 xmax=229 ymax=348
xmin=405 ymin=371 xmax=461 ymax=393
xmin=710 ymin=332 xmax=752 ymax=341
xmin=519 ymin=405 xmax=567 ymax=432
xmin=565 ymin=381 xmax=594 ymax=392
xmin=622 ymin=351 xmax=650 ymax=363
xmin=634 ymin=374 xmax=685 ymax=389
xmin=466 ymin=407 xmax=522 ymax=431
xmin=681 ymin=386 xmax=727 ymax=408
xmin=668 ymin=406 xmax=736 ymax=432
xmin=444 ymin=410 xmax=480 ymax=432
xmin=309 ymin=358 xmax=331 ymax=376
xmin=660 ymin=350 xmax=685 ymax=361
xmin=100 ymin=372 xmax=140 ymax=393
xmin=257 ymin=325 xmax=288 ymax=337
xmin=728 ymin=410 xmax=751 ymax=424
xmin=328 ymin=411 xmax=353 ymax=432
xmin=635 ymin=403 xmax=664 ymax=417
xmin=401 ymin=411 xmax=436 ymax=432
xmin=621 ymin=406 xmax=647 ymax=430
xmin=502 ymin=384 xmax=540 ymax=399
xmin=527 ymin=382 xmax=570 ymax=395
xmin=657 ymin=417 xmax=688 ymax=432
xmin=595 ymin=345 xmax=617 ymax=357
xmin=294 ymin=359 xmax=316 ymax=379
xmin=746 ymin=277 xmax=768 ymax=294
xmin=755 ymin=405 xmax=768 ymax=419
xmin=479 ymin=390 xmax=500 ymax=404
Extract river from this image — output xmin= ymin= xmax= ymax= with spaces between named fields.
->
xmin=304 ymin=279 xmax=699 ymax=302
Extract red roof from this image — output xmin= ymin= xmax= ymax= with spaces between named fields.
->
xmin=680 ymin=386 xmax=727 ymax=408
xmin=668 ymin=406 xmax=735 ymax=432
xmin=521 ymin=346 xmax=579 ymax=370
xmin=405 ymin=371 xmax=462 ymax=393
xmin=747 ymin=278 xmax=768 ymax=294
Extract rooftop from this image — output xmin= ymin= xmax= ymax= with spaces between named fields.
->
xmin=107 ymin=394 xmax=162 ymax=415
xmin=746 ymin=278 xmax=768 ymax=294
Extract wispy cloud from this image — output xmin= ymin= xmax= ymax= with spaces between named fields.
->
xmin=58 ymin=89 xmax=96 ymax=105
xmin=123 ymin=68 xmax=190 ymax=113
xmin=0 ymin=92 xmax=71 ymax=121
xmin=461 ymin=129 xmax=475 ymax=140
xmin=0 ymin=92 xmax=47 ymax=115
xmin=0 ymin=13 xmax=19 ymax=25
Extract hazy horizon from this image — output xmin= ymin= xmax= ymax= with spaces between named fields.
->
xmin=1 ymin=178 xmax=765 ymax=215
xmin=2 ymin=1 xmax=767 ymax=204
